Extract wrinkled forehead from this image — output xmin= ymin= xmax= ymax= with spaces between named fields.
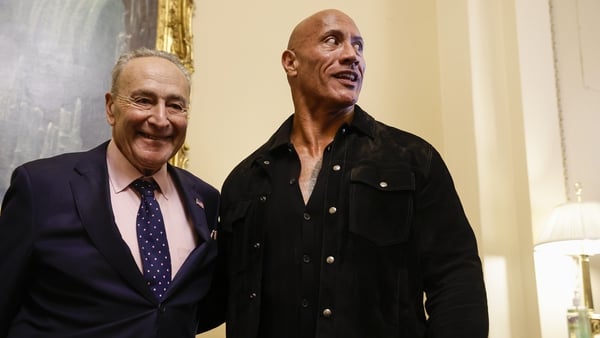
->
xmin=119 ymin=56 xmax=190 ymax=95
xmin=317 ymin=11 xmax=360 ymax=33
xmin=289 ymin=10 xmax=362 ymax=48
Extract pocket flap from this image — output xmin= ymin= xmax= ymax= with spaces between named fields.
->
xmin=219 ymin=200 xmax=251 ymax=232
xmin=350 ymin=166 xmax=415 ymax=192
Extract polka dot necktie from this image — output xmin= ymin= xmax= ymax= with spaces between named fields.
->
xmin=131 ymin=179 xmax=172 ymax=300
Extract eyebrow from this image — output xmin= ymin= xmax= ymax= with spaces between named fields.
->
xmin=129 ymin=89 xmax=188 ymax=105
xmin=321 ymin=29 xmax=342 ymax=39
xmin=321 ymin=29 xmax=363 ymax=43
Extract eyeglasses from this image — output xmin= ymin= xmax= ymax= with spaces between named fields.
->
xmin=115 ymin=94 xmax=188 ymax=116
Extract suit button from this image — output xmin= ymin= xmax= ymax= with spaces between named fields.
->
xmin=249 ymin=292 xmax=257 ymax=300
xmin=322 ymin=308 xmax=333 ymax=318
xmin=326 ymin=256 xmax=335 ymax=264
xmin=253 ymin=242 xmax=261 ymax=249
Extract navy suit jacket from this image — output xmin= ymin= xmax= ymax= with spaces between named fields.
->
xmin=0 ymin=142 xmax=225 ymax=337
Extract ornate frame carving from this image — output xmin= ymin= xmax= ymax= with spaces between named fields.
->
xmin=157 ymin=0 xmax=195 ymax=168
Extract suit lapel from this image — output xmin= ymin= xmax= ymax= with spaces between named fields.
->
xmin=70 ymin=143 xmax=155 ymax=302
xmin=167 ymin=168 xmax=216 ymax=289
xmin=169 ymin=167 xmax=211 ymax=244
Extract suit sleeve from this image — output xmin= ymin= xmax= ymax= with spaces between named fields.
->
xmin=194 ymin=182 xmax=227 ymax=333
xmin=0 ymin=166 xmax=35 ymax=336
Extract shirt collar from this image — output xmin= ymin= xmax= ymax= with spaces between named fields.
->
xmin=267 ymin=104 xmax=375 ymax=154
xmin=106 ymin=140 xmax=171 ymax=198
xmin=268 ymin=114 xmax=294 ymax=153
xmin=350 ymin=104 xmax=376 ymax=139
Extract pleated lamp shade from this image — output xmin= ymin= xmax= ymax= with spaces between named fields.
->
xmin=535 ymin=201 xmax=600 ymax=256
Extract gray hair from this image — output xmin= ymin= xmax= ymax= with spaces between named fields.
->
xmin=110 ymin=47 xmax=191 ymax=94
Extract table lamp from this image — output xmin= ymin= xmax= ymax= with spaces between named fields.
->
xmin=535 ymin=184 xmax=600 ymax=337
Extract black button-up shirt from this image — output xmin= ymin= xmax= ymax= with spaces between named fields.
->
xmin=257 ymin=131 xmax=349 ymax=338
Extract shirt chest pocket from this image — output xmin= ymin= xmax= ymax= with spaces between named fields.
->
xmin=349 ymin=166 xmax=415 ymax=246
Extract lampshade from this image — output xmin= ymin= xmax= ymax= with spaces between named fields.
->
xmin=535 ymin=201 xmax=600 ymax=256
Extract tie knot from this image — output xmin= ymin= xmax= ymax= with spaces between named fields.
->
xmin=131 ymin=179 xmax=159 ymax=197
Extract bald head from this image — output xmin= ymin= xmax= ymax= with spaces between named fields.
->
xmin=287 ymin=9 xmax=360 ymax=50
xmin=282 ymin=8 xmax=365 ymax=111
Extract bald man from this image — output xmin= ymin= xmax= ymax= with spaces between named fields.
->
xmin=219 ymin=9 xmax=488 ymax=338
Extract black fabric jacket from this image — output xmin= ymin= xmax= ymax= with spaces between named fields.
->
xmin=219 ymin=105 xmax=488 ymax=338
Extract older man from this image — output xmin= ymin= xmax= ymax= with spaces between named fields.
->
xmin=0 ymin=48 xmax=224 ymax=337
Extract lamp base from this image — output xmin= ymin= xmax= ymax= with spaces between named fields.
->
xmin=568 ymin=307 xmax=593 ymax=338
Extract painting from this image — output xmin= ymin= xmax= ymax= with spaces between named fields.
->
xmin=0 ymin=0 xmax=194 ymax=202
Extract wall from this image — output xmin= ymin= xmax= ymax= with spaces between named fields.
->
xmin=438 ymin=0 xmax=543 ymax=336
xmin=520 ymin=0 xmax=600 ymax=337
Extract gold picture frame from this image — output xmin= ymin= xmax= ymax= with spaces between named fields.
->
xmin=157 ymin=0 xmax=195 ymax=169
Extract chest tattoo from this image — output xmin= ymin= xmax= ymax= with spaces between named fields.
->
xmin=306 ymin=158 xmax=322 ymax=198
xmin=298 ymin=154 xmax=324 ymax=204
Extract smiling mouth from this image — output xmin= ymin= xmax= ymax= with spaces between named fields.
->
xmin=140 ymin=132 xmax=168 ymax=141
xmin=334 ymin=72 xmax=358 ymax=81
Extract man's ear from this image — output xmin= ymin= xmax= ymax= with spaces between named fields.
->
xmin=281 ymin=49 xmax=298 ymax=76
xmin=105 ymin=92 xmax=116 ymax=126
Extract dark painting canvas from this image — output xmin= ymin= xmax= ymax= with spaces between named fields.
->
xmin=0 ymin=0 xmax=157 ymax=201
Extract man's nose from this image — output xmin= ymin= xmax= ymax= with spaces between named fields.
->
xmin=341 ymin=43 xmax=360 ymax=65
xmin=147 ymin=103 xmax=170 ymax=126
